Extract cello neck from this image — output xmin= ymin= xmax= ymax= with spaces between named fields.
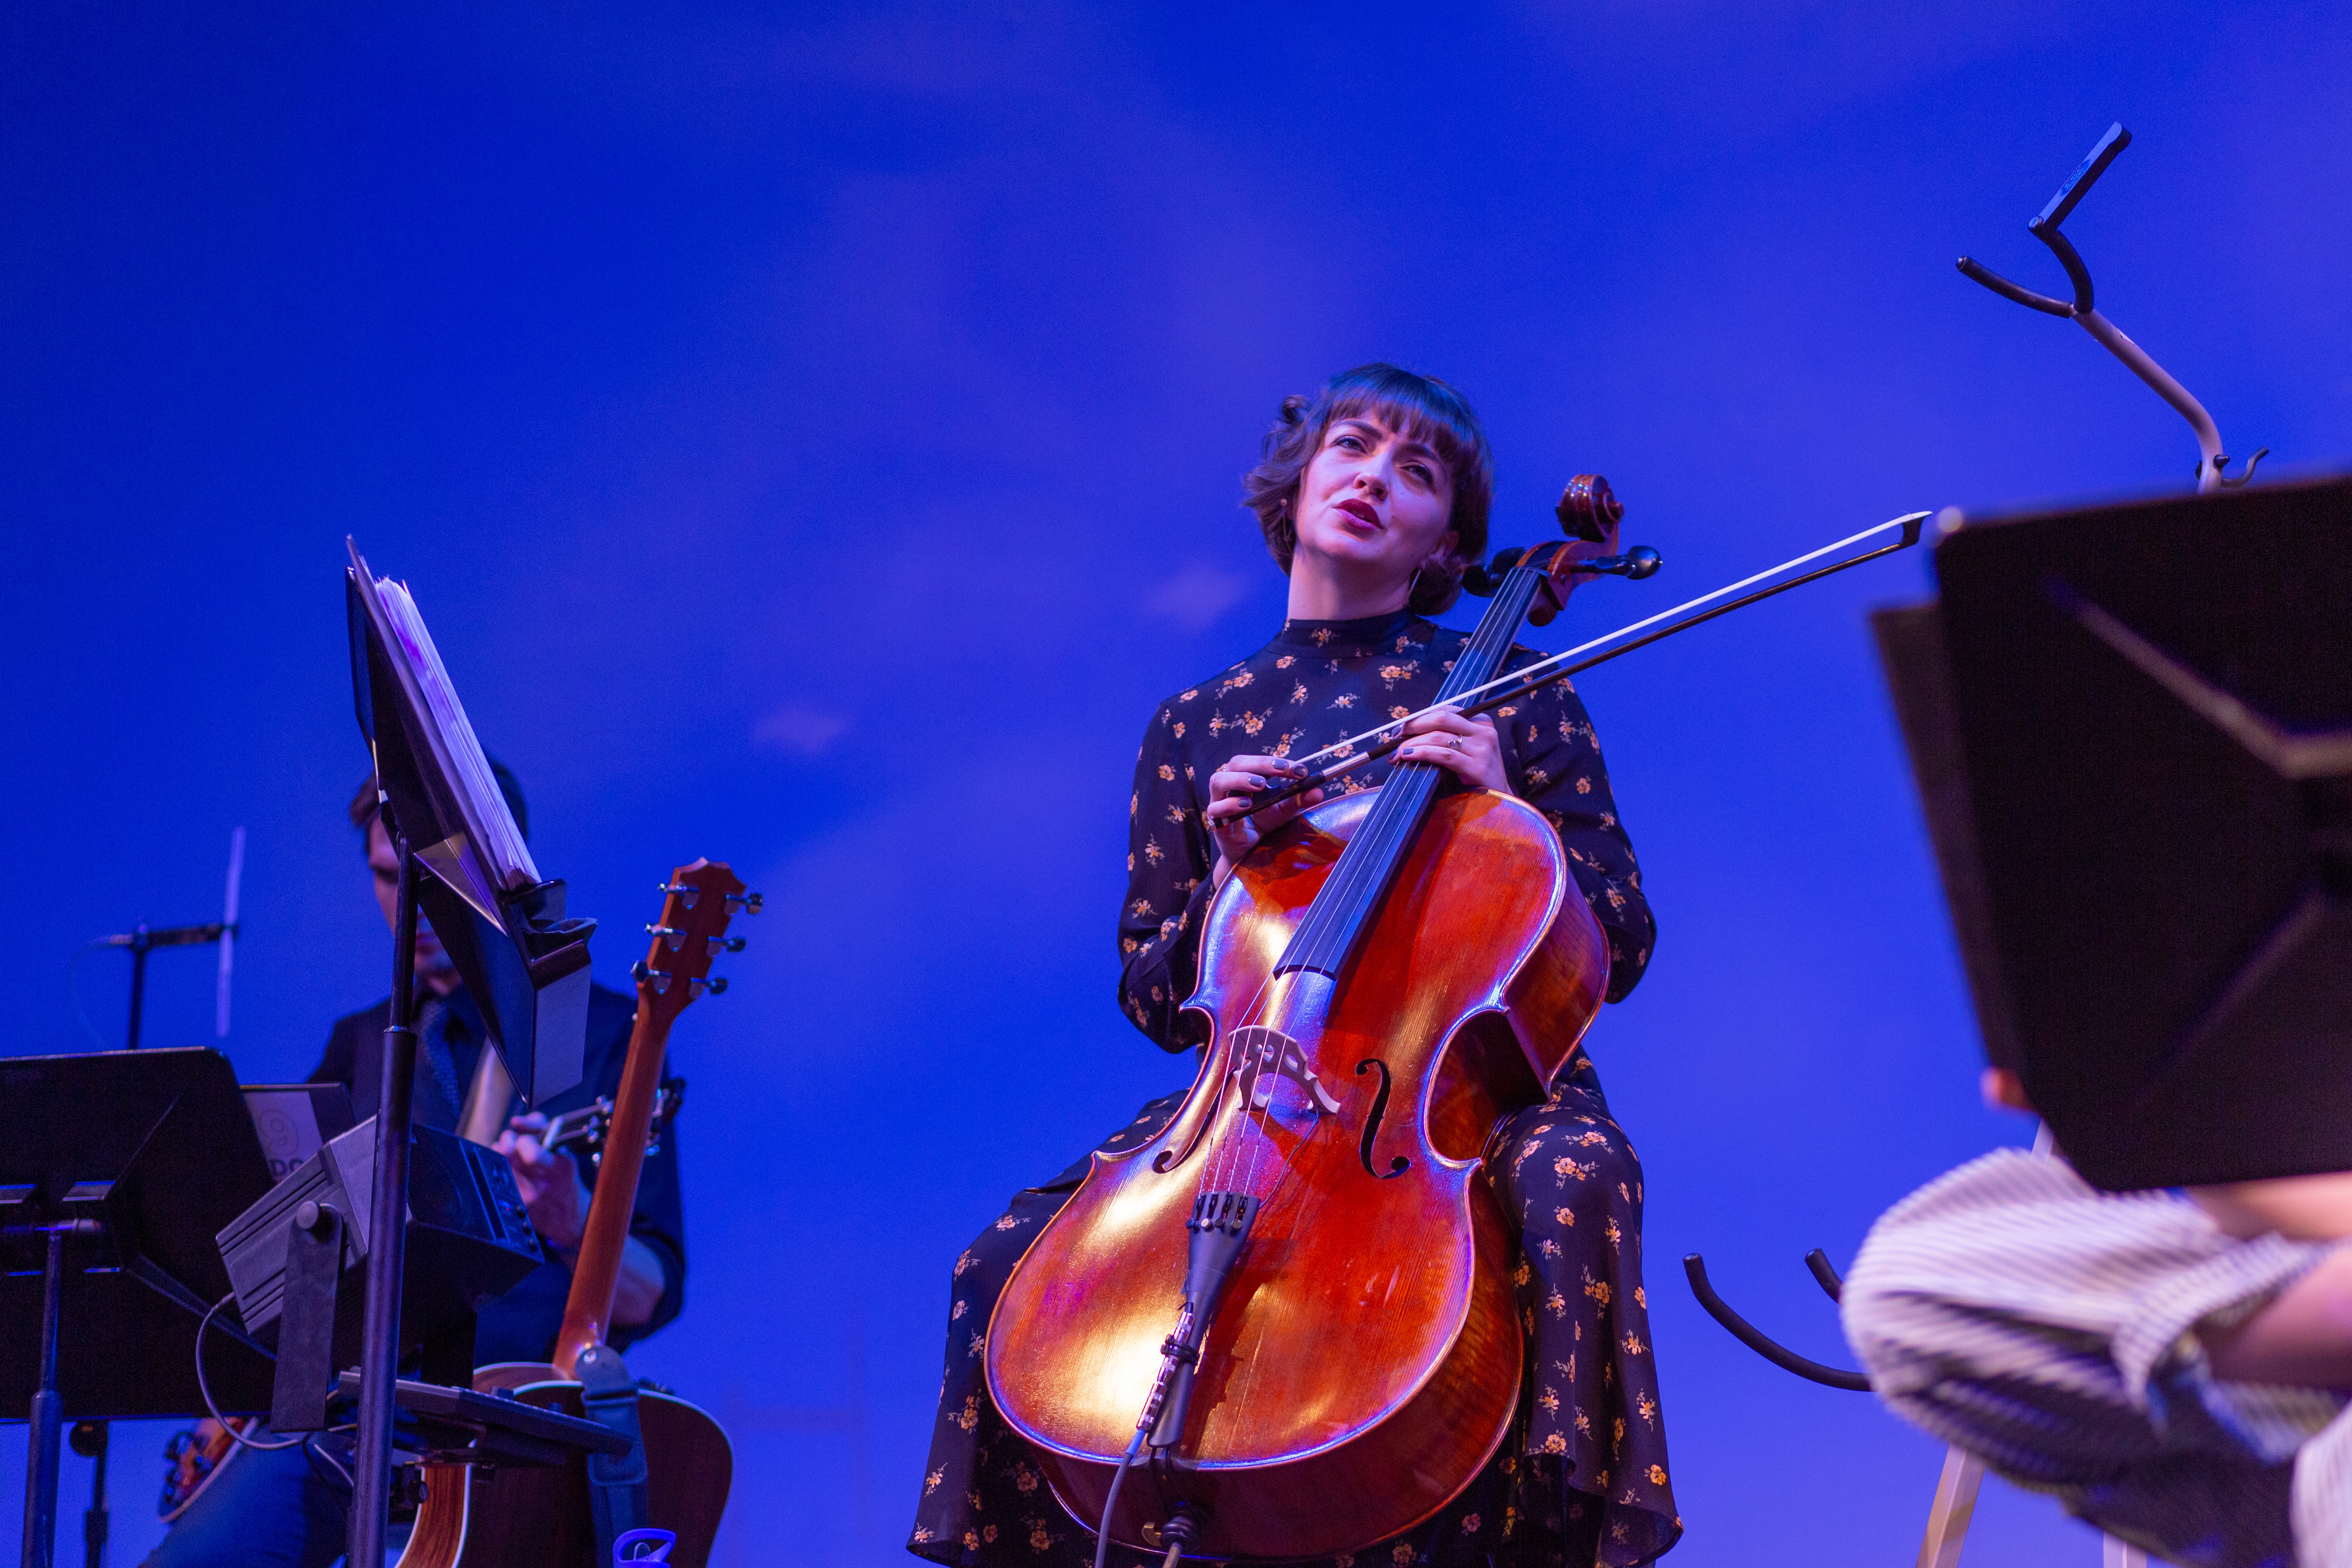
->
xmin=1274 ymin=566 xmax=1552 ymax=986
xmin=550 ymin=1002 xmax=673 ymax=1379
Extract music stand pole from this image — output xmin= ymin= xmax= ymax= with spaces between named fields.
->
xmin=349 ymin=818 xmax=422 ymax=1566
xmin=20 ymin=1227 xmax=66 ymax=1568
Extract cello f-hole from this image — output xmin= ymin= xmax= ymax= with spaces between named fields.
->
xmin=1154 ymin=1042 xmax=1232 ymax=1174
xmin=1354 ymin=1059 xmax=1410 ymax=1179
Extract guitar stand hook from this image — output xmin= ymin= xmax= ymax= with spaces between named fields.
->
xmin=1955 ymin=122 xmax=2264 ymax=496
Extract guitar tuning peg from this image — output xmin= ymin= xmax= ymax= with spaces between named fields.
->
xmin=646 ymin=923 xmax=686 ymax=950
xmin=702 ymin=976 xmax=729 ymax=996
xmin=726 ymin=891 xmax=764 ymax=914
xmin=658 ymin=881 xmax=702 ymax=910
xmin=706 ymin=935 xmax=746 ymax=956
xmin=633 ymin=959 xmax=673 ymax=996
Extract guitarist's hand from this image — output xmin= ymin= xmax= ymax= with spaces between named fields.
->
xmin=496 ymin=1112 xmax=591 ymax=1253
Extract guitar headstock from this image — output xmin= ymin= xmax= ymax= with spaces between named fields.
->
xmin=633 ymin=858 xmax=758 ymax=1028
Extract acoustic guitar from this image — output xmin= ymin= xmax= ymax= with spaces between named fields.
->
xmin=398 ymin=859 xmax=755 ymax=1568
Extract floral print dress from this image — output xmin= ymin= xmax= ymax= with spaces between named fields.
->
xmin=910 ymin=610 xmax=1681 ymax=1568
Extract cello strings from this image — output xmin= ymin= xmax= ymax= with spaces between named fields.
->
xmin=1230 ymin=581 xmax=1526 ymax=1203
xmin=1249 ymin=697 xmax=1477 ymax=1194
xmin=1283 ymin=568 xmax=1520 ymax=973
xmin=1203 ymin=559 xmax=1537 ymax=1205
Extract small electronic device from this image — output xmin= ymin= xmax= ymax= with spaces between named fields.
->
xmin=214 ymin=1114 xmax=543 ymax=1401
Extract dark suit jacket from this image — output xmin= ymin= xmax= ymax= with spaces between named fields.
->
xmin=310 ymin=980 xmax=686 ymax=1363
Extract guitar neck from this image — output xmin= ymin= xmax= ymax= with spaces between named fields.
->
xmin=550 ymin=1004 xmax=673 ymax=1379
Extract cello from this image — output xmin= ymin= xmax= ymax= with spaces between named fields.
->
xmin=986 ymin=483 xmax=1634 ymax=1562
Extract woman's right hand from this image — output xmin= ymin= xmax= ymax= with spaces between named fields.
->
xmin=1206 ymin=754 xmax=1323 ymax=888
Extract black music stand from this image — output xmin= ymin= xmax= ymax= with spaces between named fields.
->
xmin=339 ymin=544 xmax=597 ymax=1566
xmin=2 ymin=1049 xmax=277 ymax=1568
xmin=1875 ymin=473 xmax=2352 ymax=1191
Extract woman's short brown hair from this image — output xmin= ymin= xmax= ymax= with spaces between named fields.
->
xmin=1241 ymin=363 xmax=1494 ymax=616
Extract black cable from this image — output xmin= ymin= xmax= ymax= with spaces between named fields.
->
xmin=1093 ymin=1425 xmax=1149 ymax=1568
xmin=194 ymin=1294 xmax=306 ymax=1451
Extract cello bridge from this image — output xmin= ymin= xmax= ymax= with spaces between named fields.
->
xmin=1229 ymin=1025 xmax=1344 ymax=1118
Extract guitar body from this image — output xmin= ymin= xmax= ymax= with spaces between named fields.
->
xmin=398 ymin=1364 xmax=733 ymax=1568
xmin=159 ymin=1420 xmax=247 ymax=1523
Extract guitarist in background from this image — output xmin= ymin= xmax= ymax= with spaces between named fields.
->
xmin=147 ymin=764 xmax=688 ymax=1568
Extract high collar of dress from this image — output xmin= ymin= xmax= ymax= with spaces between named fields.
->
xmin=1273 ymin=609 xmax=1430 ymax=659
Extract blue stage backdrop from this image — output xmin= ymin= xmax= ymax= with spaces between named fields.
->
xmin=5 ymin=3 xmax=2348 ymax=1563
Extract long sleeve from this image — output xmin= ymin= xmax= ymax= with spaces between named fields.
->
xmin=1117 ymin=701 xmax=1219 ymax=1052
xmin=1843 ymin=1149 xmax=2346 ymax=1566
xmin=1491 ymin=661 xmax=1655 ymax=1001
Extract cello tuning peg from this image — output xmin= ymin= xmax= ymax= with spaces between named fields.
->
xmin=706 ymin=935 xmax=746 ymax=956
xmin=1573 ymin=546 xmax=1664 ymax=580
xmin=727 ymin=891 xmax=764 ymax=914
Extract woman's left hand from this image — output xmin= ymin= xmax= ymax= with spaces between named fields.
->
xmin=1394 ymin=710 xmax=1510 ymax=794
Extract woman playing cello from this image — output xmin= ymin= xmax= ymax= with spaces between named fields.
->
xmin=909 ymin=364 xmax=1679 ymax=1568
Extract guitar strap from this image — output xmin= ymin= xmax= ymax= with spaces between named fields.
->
xmin=573 ymin=1344 xmax=651 ymax=1564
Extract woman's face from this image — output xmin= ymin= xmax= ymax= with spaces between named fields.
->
xmin=1290 ymin=413 xmax=1458 ymax=590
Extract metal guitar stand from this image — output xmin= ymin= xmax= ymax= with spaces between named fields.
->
xmin=1957 ymin=122 xmax=2265 ymax=494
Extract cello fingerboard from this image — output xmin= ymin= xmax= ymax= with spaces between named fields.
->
xmin=1278 ymin=565 xmax=1552 ymax=980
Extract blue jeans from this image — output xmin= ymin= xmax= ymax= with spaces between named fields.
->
xmin=142 ymin=1433 xmax=405 ymax=1568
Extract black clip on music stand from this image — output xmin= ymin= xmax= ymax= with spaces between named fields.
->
xmin=3 ymin=1049 xmax=278 ymax=1568
xmin=341 ymin=541 xmax=598 ymax=1566
xmin=1875 ymin=473 xmax=2352 ymax=1192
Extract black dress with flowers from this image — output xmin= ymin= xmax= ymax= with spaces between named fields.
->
xmin=909 ymin=611 xmax=1681 ymax=1568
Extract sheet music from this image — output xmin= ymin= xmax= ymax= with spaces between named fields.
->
xmin=366 ymin=572 xmax=541 ymax=892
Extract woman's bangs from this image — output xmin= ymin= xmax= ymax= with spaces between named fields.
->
xmin=1327 ymin=390 xmax=1479 ymax=471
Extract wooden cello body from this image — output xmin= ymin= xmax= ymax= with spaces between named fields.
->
xmin=987 ymin=774 xmax=1610 ymax=1559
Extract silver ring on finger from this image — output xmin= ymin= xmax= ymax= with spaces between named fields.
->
xmin=1448 ymin=736 xmax=1463 ymax=751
